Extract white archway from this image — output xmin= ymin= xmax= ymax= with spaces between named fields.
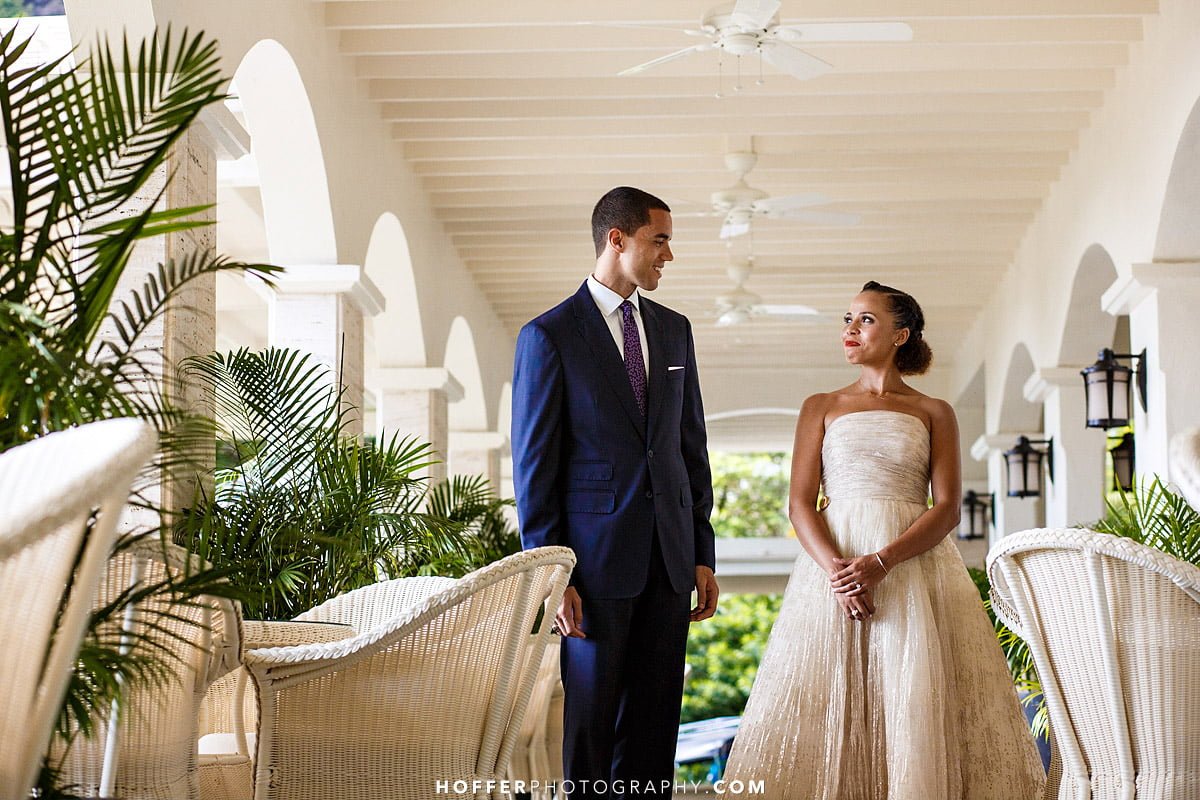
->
xmin=1155 ymin=94 xmax=1200 ymax=261
xmin=232 ymin=40 xmax=336 ymax=265
xmin=997 ymin=343 xmax=1040 ymax=434
xmin=364 ymin=212 xmax=426 ymax=368
xmin=444 ymin=316 xmax=488 ymax=432
xmin=1057 ymin=245 xmax=1120 ymax=367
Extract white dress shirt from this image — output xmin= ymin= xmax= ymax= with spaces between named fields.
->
xmin=586 ymin=274 xmax=649 ymax=374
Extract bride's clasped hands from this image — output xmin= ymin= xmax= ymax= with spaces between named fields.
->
xmin=829 ymin=551 xmax=889 ymax=621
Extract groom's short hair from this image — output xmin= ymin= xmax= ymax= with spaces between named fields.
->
xmin=591 ymin=186 xmax=671 ymax=257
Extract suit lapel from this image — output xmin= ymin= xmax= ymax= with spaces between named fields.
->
xmin=571 ymin=283 xmax=647 ymax=442
xmin=642 ymin=299 xmax=666 ymax=439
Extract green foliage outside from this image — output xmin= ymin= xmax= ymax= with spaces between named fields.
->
xmin=710 ymin=451 xmax=792 ymax=538
xmin=682 ymin=593 xmax=782 ymax=724
xmin=0 ymin=0 xmax=26 ymax=18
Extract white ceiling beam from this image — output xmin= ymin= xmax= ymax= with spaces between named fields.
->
xmin=414 ymin=150 xmax=1070 ymax=176
xmin=366 ymin=70 xmax=1116 ymax=100
xmin=324 ymin=0 xmax=1157 ymax=29
xmin=337 ymin=16 xmax=1142 ymax=53
xmin=380 ymin=91 xmax=1104 ymax=122
xmin=405 ymin=130 xmax=1079 ymax=159
xmin=355 ymin=43 xmax=1130 ymax=79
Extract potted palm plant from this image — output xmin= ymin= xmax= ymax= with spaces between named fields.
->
xmin=0 ymin=24 xmax=277 ymax=796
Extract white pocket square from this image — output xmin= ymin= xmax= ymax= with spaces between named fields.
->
xmin=667 ymin=365 xmax=685 ymax=371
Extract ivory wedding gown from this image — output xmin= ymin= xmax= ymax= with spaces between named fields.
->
xmin=722 ymin=410 xmax=1044 ymax=799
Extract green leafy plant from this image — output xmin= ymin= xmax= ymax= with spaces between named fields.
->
xmin=179 ymin=347 xmax=479 ymax=620
xmin=0 ymin=25 xmax=281 ymax=794
xmin=425 ymin=473 xmax=522 ymax=575
xmin=1094 ymin=474 xmax=1200 ymax=564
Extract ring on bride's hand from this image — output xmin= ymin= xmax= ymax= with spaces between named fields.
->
xmin=853 ymin=581 xmax=861 ymax=591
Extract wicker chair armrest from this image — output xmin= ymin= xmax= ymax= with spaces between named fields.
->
xmin=245 ymin=547 xmax=576 ymax=684
xmin=987 ymin=527 xmax=1200 ymax=627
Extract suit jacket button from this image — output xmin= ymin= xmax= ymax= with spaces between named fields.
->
xmin=645 ymin=490 xmax=654 ymax=499
xmin=647 ymin=449 xmax=655 ymax=458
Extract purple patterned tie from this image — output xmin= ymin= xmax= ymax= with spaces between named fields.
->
xmin=619 ymin=300 xmax=647 ymax=417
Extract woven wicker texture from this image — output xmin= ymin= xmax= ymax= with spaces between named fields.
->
xmin=0 ymin=419 xmax=156 ymax=800
xmin=50 ymin=538 xmax=242 ymax=800
xmin=221 ymin=547 xmax=573 ymax=800
xmin=505 ymin=637 xmax=561 ymax=799
xmin=1170 ymin=427 xmax=1200 ymax=512
xmin=988 ymin=528 xmax=1200 ymax=799
xmin=199 ymin=620 xmax=358 ymax=769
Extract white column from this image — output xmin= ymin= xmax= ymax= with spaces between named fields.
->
xmin=1103 ymin=262 xmax=1200 ymax=481
xmin=972 ymin=434 xmax=1044 ymax=544
xmin=448 ymin=430 xmax=507 ymax=489
xmin=1024 ymin=368 xmax=1106 ymax=528
xmin=263 ymin=264 xmax=385 ymax=436
xmin=374 ymin=367 xmax=463 ymax=483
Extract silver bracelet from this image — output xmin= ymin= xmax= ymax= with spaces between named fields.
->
xmin=874 ymin=552 xmax=889 ymax=574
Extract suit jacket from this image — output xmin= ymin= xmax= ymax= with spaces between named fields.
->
xmin=511 ymin=280 xmax=716 ymax=598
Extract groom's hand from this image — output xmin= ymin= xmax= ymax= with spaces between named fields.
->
xmin=691 ymin=566 xmax=719 ymax=621
xmin=556 ymin=586 xmax=586 ymax=638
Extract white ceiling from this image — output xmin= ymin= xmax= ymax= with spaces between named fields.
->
xmin=324 ymin=1 xmax=1153 ymax=375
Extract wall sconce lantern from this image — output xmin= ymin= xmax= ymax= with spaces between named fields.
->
xmin=959 ymin=490 xmax=993 ymax=540
xmin=1109 ymin=432 xmax=1136 ymax=492
xmin=1080 ymin=348 xmax=1147 ymax=429
xmin=1004 ymin=435 xmax=1054 ymax=498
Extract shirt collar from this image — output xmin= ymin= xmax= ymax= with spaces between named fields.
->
xmin=586 ymin=274 xmax=640 ymax=317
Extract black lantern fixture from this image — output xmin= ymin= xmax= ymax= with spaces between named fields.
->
xmin=1003 ymin=436 xmax=1054 ymax=498
xmin=1080 ymin=348 xmax=1147 ymax=429
xmin=1109 ymin=432 xmax=1136 ymax=492
xmin=959 ymin=490 xmax=993 ymax=540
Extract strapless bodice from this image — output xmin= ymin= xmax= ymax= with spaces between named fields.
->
xmin=821 ymin=410 xmax=930 ymax=504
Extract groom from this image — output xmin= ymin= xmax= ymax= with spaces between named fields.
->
xmin=511 ymin=186 xmax=719 ymax=798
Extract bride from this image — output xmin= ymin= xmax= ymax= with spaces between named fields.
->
xmin=721 ymin=282 xmax=1044 ymax=799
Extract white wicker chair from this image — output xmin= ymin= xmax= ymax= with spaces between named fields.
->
xmin=210 ymin=546 xmax=574 ymax=800
xmin=505 ymin=637 xmax=562 ymax=800
xmin=50 ymin=538 xmax=242 ymax=800
xmin=1170 ymin=426 xmax=1200 ymax=512
xmin=988 ymin=528 xmax=1200 ymax=799
xmin=0 ymin=419 xmax=156 ymax=800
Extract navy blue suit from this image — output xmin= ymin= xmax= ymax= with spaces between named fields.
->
xmin=511 ymin=281 xmax=715 ymax=798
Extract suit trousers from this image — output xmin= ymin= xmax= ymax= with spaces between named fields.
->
xmin=559 ymin=532 xmax=692 ymax=799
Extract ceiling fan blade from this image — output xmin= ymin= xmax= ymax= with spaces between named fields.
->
xmin=774 ymin=21 xmax=913 ymax=43
xmin=774 ymin=208 xmax=862 ymax=226
xmin=731 ymin=0 xmax=781 ymax=30
xmin=755 ymin=303 xmax=820 ymax=316
xmin=719 ymin=218 xmax=751 ymax=239
xmin=760 ymin=40 xmax=833 ymax=80
xmin=618 ymin=43 xmax=711 ymax=76
xmin=753 ymin=192 xmax=829 ymax=212
xmin=717 ymin=308 xmax=750 ymax=327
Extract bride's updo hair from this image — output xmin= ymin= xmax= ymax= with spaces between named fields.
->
xmin=861 ymin=281 xmax=933 ymax=375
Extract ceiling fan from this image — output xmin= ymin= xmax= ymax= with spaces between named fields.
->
xmin=686 ymin=150 xmax=861 ymax=239
xmin=618 ymin=0 xmax=912 ymax=84
xmin=712 ymin=257 xmax=822 ymax=327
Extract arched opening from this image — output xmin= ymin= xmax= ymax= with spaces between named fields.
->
xmin=1155 ymin=94 xmax=1200 ymax=261
xmin=364 ymin=213 xmax=426 ymax=369
xmin=215 ymin=39 xmax=337 ymax=352
xmin=444 ymin=316 xmax=488 ymax=432
xmin=1057 ymin=245 xmax=1120 ymax=367
xmin=997 ymin=343 xmax=1040 ymax=435
xmin=705 ymin=408 xmax=800 ymax=453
